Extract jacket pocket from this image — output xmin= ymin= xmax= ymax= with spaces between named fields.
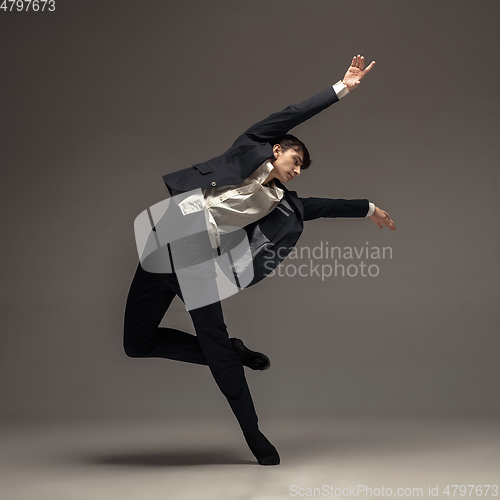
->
xmin=193 ymin=164 xmax=213 ymax=175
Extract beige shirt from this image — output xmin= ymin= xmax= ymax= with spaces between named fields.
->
xmin=177 ymin=160 xmax=283 ymax=249
xmin=204 ymin=160 xmax=283 ymax=247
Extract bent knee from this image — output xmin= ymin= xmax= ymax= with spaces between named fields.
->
xmin=123 ymin=337 xmax=147 ymax=358
xmin=124 ymin=345 xmax=142 ymax=358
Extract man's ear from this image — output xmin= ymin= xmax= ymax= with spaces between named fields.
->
xmin=273 ymin=144 xmax=282 ymax=158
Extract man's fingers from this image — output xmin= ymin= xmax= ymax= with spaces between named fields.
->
xmin=349 ymin=55 xmax=375 ymax=74
xmin=371 ymin=208 xmax=396 ymax=230
xmin=364 ymin=61 xmax=376 ymax=73
xmin=385 ymin=215 xmax=396 ymax=230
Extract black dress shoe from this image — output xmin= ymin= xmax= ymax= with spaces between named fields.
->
xmin=230 ymin=338 xmax=270 ymax=370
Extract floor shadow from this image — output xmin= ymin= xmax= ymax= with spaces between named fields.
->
xmin=78 ymin=449 xmax=256 ymax=467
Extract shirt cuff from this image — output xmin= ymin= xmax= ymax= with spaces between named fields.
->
xmin=332 ymin=80 xmax=349 ymax=99
xmin=365 ymin=202 xmax=375 ymax=217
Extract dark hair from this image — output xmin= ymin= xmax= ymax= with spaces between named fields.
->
xmin=272 ymin=134 xmax=311 ymax=169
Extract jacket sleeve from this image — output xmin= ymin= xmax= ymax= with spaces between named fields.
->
xmin=298 ymin=197 xmax=370 ymax=221
xmin=242 ymin=86 xmax=339 ymax=142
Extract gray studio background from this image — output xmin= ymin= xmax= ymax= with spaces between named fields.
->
xmin=1 ymin=0 xmax=498 ymax=423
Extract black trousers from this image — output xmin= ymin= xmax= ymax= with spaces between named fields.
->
xmin=123 ymin=261 xmax=259 ymax=433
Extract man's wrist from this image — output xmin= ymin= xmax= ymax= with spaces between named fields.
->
xmin=366 ymin=202 xmax=375 ymax=218
xmin=332 ymin=80 xmax=349 ymax=99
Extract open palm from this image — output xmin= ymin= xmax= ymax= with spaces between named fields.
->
xmin=342 ymin=55 xmax=375 ymax=91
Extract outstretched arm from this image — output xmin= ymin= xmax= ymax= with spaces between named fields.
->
xmin=299 ymin=197 xmax=396 ymax=231
xmin=299 ymin=197 xmax=370 ymax=220
xmin=242 ymin=87 xmax=339 ymax=143
xmin=242 ymin=54 xmax=375 ymax=142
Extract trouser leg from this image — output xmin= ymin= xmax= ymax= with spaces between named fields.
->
xmin=159 ymin=265 xmax=259 ymax=433
xmin=123 ymin=262 xmax=207 ymax=364
xmin=186 ymin=298 xmax=259 ymax=433
xmin=123 ymin=261 xmax=259 ymax=433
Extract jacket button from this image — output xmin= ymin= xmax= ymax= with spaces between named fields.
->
xmin=211 ymin=181 xmax=216 ymax=186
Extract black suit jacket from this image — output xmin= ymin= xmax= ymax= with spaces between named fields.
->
xmin=162 ymin=85 xmax=369 ymax=287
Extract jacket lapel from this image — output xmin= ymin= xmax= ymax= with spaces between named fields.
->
xmin=268 ymin=181 xmax=304 ymax=244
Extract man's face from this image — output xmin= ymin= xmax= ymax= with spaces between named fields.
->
xmin=270 ymin=145 xmax=303 ymax=183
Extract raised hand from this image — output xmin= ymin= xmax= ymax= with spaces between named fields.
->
xmin=342 ymin=55 xmax=375 ymax=92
